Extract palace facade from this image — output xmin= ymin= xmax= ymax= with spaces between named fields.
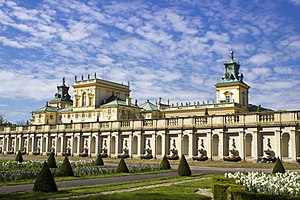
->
xmin=1 ymin=52 xmax=299 ymax=162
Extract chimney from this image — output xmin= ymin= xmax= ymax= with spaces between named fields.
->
xmin=126 ymin=97 xmax=131 ymax=106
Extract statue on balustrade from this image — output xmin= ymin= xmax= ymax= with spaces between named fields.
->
xmin=100 ymin=140 xmax=108 ymax=158
xmin=141 ymin=139 xmax=153 ymax=159
xmin=33 ymin=140 xmax=41 ymax=155
xmin=118 ymin=140 xmax=129 ymax=159
xmin=257 ymin=138 xmax=276 ymax=163
xmin=192 ymin=139 xmax=208 ymax=161
xmin=21 ymin=141 xmax=27 ymax=155
xmin=7 ymin=141 xmax=15 ymax=154
xmin=79 ymin=140 xmax=89 ymax=157
xmin=166 ymin=139 xmax=179 ymax=160
xmin=223 ymin=139 xmax=241 ymax=162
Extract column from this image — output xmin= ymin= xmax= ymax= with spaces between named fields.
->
xmin=178 ymin=131 xmax=182 ymax=156
xmin=60 ymin=135 xmax=64 ymax=154
xmin=275 ymin=130 xmax=281 ymax=158
xmin=95 ymin=133 xmax=100 ymax=155
xmin=55 ymin=135 xmax=58 ymax=155
xmin=152 ymin=132 xmax=156 ymax=158
xmin=40 ymin=135 xmax=44 ymax=155
xmin=128 ymin=134 xmax=132 ymax=158
xmin=115 ymin=133 xmax=120 ymax=155
xmin=137 ymin=133 xmax=142 ymax=156
xmin=18 ymin=136 xmax=22 ymax=151
xmin=88 ymin=134 xmax=91 ymax=156
xmin=45 ymin=135 xmax=49 ymax=154
xmin=107 ymin=134 xmax=111 ymax=157
xmin=252 ymin=130 xmax=258 ymax=159
xmin=77 ymin=134 xmax=81 ymax=155
xmin=219 ymin=131 xmax=224 ymax=157
xmin=188 ymin=131 xmax=194 ymax=158
xmin=161 ymin=132 xmax=166 ymax=156
xmin=71 ymin=135 xmax=74 ymax=156
xmin=290 ymin=129 xmax=296 ymax=161
xmin=31 ymin=136 xmax=35 ymax=154
xmin=207 ymin=131 xmax=212 ymax=160
xmin=239 ymin=131 xmax=245 ymax=161
xmin=27 ymin=136 xmax=30 ymax=154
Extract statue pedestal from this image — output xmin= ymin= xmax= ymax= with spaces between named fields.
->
xmin=257 ymin=149 xmax=276 ymax=163
xmin=79 ymin=148 xmax=88 ymax=157
xmin=192 ymin=149 xmax=208 ymax=161
xmin=118 ymin=148 xmax=129 ymax=159
xmin=100 ymin=148 xmax=108 ymax=158
xmin=140 ymin=148 xmax=153 ymax=159
xmin=166 ymin=148 xmax=179 ymax=160
xmin=223 ymin=149 xmax=241 ymax=162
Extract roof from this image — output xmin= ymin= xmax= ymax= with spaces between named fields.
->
xmin=34 ymin=105 xmax=59 ymax=113
xmin=101 ymin=99 xmax=139 ymax=108
xmin=58 ymin=106 xmax=73 ymax=112
xmin=140 ymin=100 xmax=158 ymax=112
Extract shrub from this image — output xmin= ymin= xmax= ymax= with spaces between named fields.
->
xmin=59 ymin=156 xmax=74 ymax=176
xmin=95 ymin=154 xmax=104 ymax=166
xmin=177 ymin=154 xmax=191 ymax=176
xmin=47 ymin=152 xmax=57 ymax=168
xmin=272 ymin=157 xmax=285 ymax=174
xmin=33 ymin=161 xmax=57 ymax=192
xmin=160 ymin=155 xmax=171 ymax=170
xmin=116 ymin=157 xmax=129 ymax=173
xmin=15 ymin=150 xmax=23 ymax=163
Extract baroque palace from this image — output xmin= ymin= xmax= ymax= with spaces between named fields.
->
xmin=0 ymin=52 xmax=299 ymax=162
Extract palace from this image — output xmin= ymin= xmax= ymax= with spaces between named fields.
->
xmin=1 ymin=51 xmax=300 ymax=163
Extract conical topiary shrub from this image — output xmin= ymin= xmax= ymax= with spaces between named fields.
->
xmin=47 ymin=152 xmax=57 ymax=168
xmin=116 ymin=157 xmax=129 ymax=173
xmin=272 ymin=157 xmax=285 ymax=174
xmin=160 ymin=155 xmax=171 ymax=170
xmin=177 ymin=155 xmax=192 ymax=176
xmin=33 ymin=161 xmax=58 ymax=192
xmin=59 ymin=156 xmax=74 ymax=176
xmin=95 ymin=154 xmax=104 ymax=166
xmin=15 ymin=150 xmax=23 ymax=163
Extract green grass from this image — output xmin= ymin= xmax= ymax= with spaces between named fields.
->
xmin=0 ymin=175 xmax=212 ymax=200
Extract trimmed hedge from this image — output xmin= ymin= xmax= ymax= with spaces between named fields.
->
xmin=33 ymin=161 xmax=57 ymax=192
xmin=116 ymin=157 xmax=129 ymax=173
xmin=177 ymin=154 xmax=191 ymax=176
xmin=212 ymin=176 xmax=300 ymax=200
xmin=47 ymin=152 xmax=57 ymax=168
xmin=15 ymin=150 xmax=23 ymax=163
xmin=95 ymin=154 xmax=104 ymax=166
xmin=272 ymin=157 xmax=285 ymax=174
xmin=160 ymin=155 xmax=171 ymax=170
xmin=59 ymin=156 xmax=74 ymax=176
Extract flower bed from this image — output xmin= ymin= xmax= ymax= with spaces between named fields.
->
xmin=225 ymin=171 xmax=300 ymax=197
xmin=0 ymin=160 xmax=163 ymax=182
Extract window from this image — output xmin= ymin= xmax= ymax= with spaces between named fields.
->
xmin=82 ymin=113 xmax=85 ymax=118
xmin=226 ymin=95 xmax=230 ymax=102
xmin=82 ymin=92 xmax=87 ymax=106
xmin=50 ymin=115 xmax=53 ymax=120
xmin=68 ymin=114 xmax=70 ymax=119
xmin=89 ymin=97 xmax=93 ymax=106
xmin=75 ymin=114 xmax=78 ymax=119
xmin=75 ymin=99 xmax=79 ymax=107
xmin=108 ymin=109 xmax=112 ymax=115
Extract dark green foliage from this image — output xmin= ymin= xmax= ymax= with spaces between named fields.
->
xmin=116 ymin=157 xmax=129 ymax=173
xmin=15 ymin=150 xmax=23 ymax=163
xmin=257 ymin=105 xmax=261 ymax=112
xmin=59 ymin=156 xmax=74 ymax=176
xmin=95 ymin=154 xmax=104 ymax=166
xmin=272 ymin=157 xmax=285 ymax=174
xmin=33 ymin=161 xmax=58 ymax=192
xmin=177 ymin=154 xmax=191 ymax=176
xmin=47 ymin=152 xmax=57 ymax=168
xmin=160 ymin=155 xmax=171 ymax=170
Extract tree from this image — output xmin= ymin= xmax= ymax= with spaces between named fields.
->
xmin=59 ymin=156 xmax=74 ymax=176
xmin=47 ymin=152 xmax=57 ymax=168
xmin=257 ymin=105 xmax=261 ymax=113
xmin=177 ymin=155 xmax=191 ymax=176
xmin=272 ymin=157 xmax=285 ymax=174
xmin=116 ymin=157 xmax=129 ymax=173
xmin=15 ymin=150 xmax=23 ymax=163
xmin=95 ymin=154 xmax=104 ymax=166
xmin=160 ymin=155 xmax=171 ymax=170
xmin=0 ymin=114 xmax=11 ymax=126
xmin=33 ymin=161 xmax=58 ymax=192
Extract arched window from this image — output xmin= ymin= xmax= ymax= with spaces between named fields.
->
xmin=82 ymin=92 xmax=87 ymax=107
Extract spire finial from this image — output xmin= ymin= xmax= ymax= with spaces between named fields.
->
xmin=62 ymin=77 xmax=65 ymax=85
xmin=230 ymin=50 xmax=234 ymax=62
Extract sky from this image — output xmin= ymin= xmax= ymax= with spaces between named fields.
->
xmin=0 ymin=0 xmax=300 ymax=123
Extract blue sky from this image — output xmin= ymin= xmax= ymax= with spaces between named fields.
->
xmin=0 ymin=0 xmax=300 ymax=123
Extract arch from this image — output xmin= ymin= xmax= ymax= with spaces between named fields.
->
xmin=156 ymin=135 xmax=162 ymax=155
xmin=111 ymin=136 xmax=116 ymax=154
xmin=245 ymin=133 xmax=252 ymax=157
xmin=212 ymin=134 xmax=219 ymax=156
xmin=82 ymin=92 xmax=87 ymax=107
xmin=91 ymin=136 xmax=96 ymax=154
xmin=132 ymin=136 xmax=138 ymax=155
xmin=182 ymin=135 xmax=189 ymax=156
xmin=282 ymin=133 xmax=290 ymax=158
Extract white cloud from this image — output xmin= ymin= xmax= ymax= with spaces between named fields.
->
xmin=248 ymin=53 xmax=273 ymax=65
xmin=289 ymin=0 xmax=300 ymax=6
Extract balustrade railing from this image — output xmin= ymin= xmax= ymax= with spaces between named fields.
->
xmin=259 ymin=113 xmax=275 ymax=122
xmin=120 ymin=121 xmax=130 ymax=127
xmin=226 ymin=115 xmax=240 ymax=123
xmin=167 ymin=118 xmax=179 ymax=126
xmin=143 ymin=120 xmax=153 ymax=126
xmin=195 ymin=117 xmax=208 ymax=125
